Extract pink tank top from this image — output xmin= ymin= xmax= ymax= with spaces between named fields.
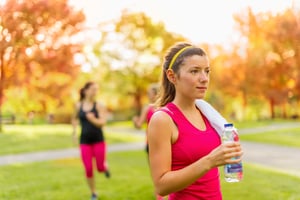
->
xmin=161 ymin=103 xmax=222 ymax=200
xmin=146 ymin=105 xmax=155 ymax=123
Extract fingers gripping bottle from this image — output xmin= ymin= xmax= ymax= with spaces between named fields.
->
xmin=222 ymin=123 xmax=243 ymax=182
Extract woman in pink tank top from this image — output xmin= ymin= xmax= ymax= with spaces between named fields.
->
xmin=133 ymin=84 xmax=159 ymax=153
xmin=133 ymin=84 xmax=158 ymax=128
xmin=147 ymin=43 xmax=243 ymax=200
xmin=133 ymin=84 xmax=165 ymax=200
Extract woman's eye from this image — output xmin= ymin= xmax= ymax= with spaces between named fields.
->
xmin=191 ymin=70 xmax=198 ymax=74
xmin=205 ymin=70 xmax=210 ymax=74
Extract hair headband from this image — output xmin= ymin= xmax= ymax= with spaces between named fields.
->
xmin=168 ymin=46 xmax=193 ymax=69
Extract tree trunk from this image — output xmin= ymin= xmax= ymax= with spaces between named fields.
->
xmin=269 ymin=98 xmax=275 ymax=119
xmin=242 ymin=90 xmax=248 ymax=119
xmin=281 ymin=103 xmax=287 ymax=119
xmin=134 ymin=92 xmax=142 ymax=114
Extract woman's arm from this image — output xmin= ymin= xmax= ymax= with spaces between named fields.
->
xmin=71 ymin=103 xmax=80 ymax=144
xmin=148 ymin=111 xmax=243 ymax=196
xmin=133 ymin=105 xmax=149 ymax=129
xmin=86 ymin=102 xmax=107 ymax=128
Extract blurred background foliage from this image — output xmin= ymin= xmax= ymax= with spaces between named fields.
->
xmin=1 ymin=0 xmax=300 ymax=127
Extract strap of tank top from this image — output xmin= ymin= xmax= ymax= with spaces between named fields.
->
xmin=159 ymin=107 xmax=173 ymax=116
xmin=158 ymin=106 xmax=179 ymax=126
xmin=79 ymin=102 xmax=83 ymax=111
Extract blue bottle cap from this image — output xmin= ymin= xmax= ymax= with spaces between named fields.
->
xmin=224 ymin=123 xmax=233 ymax=128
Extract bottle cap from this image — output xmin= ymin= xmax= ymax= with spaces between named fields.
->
xmin=224 ymin=123 xmax=233 ymax=128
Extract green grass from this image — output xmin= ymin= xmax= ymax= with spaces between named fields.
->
xmin=0 ymin=151 xmax=153 ymax=200
xmin=221 ymin=164 xmax=300 ymax=200
xmin=240 ymin=127 xmax=300 ymax=148
xmin=0 ymin=125 xmax=143 ymax=155
xmin=108 ymin=120 xmax=147 ymax=130
xmin=234 ymin=119 xmax=296 ymax=129
xmin=108 ymin=120 xmax=133 ymax=128
xmin=0 ymin=151 xmax=299 ymax=200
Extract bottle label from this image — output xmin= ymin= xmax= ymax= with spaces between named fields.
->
xmin=225 ymin=163 xmax=243 ymax=173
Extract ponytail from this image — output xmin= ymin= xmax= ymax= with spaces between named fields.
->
xmin=79 ymin=88 xmax=85 ymax=101
xmin=157 ymin=72 xmax=176 ymax=107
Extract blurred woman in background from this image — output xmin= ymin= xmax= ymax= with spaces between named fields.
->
xmin=72 ymin=81 xmax=110 ymax=200
xmin=133 ymin=84 xmax=166 ymax=200
xmin=133 ymin=84 xmax=159 ymax=152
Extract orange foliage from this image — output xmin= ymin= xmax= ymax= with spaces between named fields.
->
xmin=0 ymin=0 xmax=85 ymax=113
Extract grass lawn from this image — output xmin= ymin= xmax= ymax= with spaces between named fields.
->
xmin=234 ymin=119 xmax=298 ymax=129
xmin=240 ymin=127 xmax=300 ymax=148
xmin=0 ymin=151 xmax=153 ymax=200
xmin=0 ymin=151 xmax=299 ymax=200
xmin=108 ymin=120 xmax=134 ymax=128
xmin=221 ymin=164 xmax=300 ymax=200
xmin=108 ymin=120 xmax=147 ymax=130
xmin=0 ymin=125 xmax=143 ymax=155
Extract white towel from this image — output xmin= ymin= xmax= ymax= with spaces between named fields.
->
xmin=195 ymin=99 xmax=228 ymax=137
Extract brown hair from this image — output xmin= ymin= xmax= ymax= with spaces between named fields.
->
xmin=157 ymin=42 xmax=207 ymax=107
xmin=79 ymin=82 xmax=95 ymax=101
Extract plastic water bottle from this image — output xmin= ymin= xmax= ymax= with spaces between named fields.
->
xmin=222 ymin=123 xmax=243 ymax=182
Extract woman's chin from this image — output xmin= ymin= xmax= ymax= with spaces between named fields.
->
xmin=195 ymin=94 xmax=206 ymax=99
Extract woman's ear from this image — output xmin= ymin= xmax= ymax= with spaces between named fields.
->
xmin=166 ymin=69 xmax=176 ymax=84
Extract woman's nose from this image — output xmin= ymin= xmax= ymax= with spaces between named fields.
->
xmin=199 ymin=72 xmax=208 ymax=82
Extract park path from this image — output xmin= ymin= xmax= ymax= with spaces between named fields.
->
xmin=238 ymin=121 xmax=300 ymax=135
xmin=0 ymin=122 xmax=300 ymax=177
xmin=0 ymin=142 xmax=144 ymax=166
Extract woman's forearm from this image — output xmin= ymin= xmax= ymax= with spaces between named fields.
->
xmin=155 ymin=155 xmax=212 ymax=196
xmin=133 ymin=117 xmax=142 ymax=129
xmin=89 ymin=117 xmax=106 ymax=128
xmin=71 ymin=118 xmax=78 ymax=135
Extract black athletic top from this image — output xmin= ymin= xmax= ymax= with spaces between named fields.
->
xmin=78 ymin=102 xmax=104 ymax=144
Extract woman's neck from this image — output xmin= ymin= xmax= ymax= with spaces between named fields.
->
xmin=173 ymin=94 xmax=196 ymax=112
xmin=83 ymin=98 xmax=94 ymax=103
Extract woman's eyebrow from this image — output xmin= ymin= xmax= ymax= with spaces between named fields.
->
xmin=190 ymin=65 xmax=210 ymax=69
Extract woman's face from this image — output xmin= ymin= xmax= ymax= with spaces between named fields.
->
xmin=85 ymin=84 xmax=98 ymax=99
xmin=148 ymin=89 xmax=157 ymax=103
xmin=174 ymin=55 xmax=210 ymax=100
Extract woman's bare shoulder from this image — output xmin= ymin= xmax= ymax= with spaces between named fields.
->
xmin=95 ymin=101 xmax=105 ymax=108
xmin=149 ymin=110 xmax=173 ymax=127
xmin=75 ymin=102 xmax=81 ymax=110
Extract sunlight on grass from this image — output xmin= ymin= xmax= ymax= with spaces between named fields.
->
xmin=234 ymin=119 xmax=296 ymax=129
xmin=240 ymin=127 xmax=300 ymax=147
xmin=0 ymin=151 xmax=299 ymax=200
xmin=108 ymin=120 xmax=133 ymax=128
xmin=0 ymin=125 xmax=143 ymax=155
xmin=0 ymin=120 xmax=299 ymax=154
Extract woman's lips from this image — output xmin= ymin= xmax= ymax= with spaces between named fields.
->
xmin=196 ymin=86 xmax=207 ymax=90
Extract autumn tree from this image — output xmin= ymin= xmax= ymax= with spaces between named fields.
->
xmin=229 ymin=7 xmax=300 ymax=118
xmin=0 ymin=0 xmax=85 ymax=128
xmin=262 ymin=9 xmax=300 ymax=118
xmin=91 ymin=11 xmax=186 ymax=114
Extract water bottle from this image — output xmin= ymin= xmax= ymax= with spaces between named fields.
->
xmin=222 ymin=123 xmax=243 ymax=182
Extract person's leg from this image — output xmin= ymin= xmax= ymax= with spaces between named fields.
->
xmin=80 ymin=144 xmax=97 ymax=195
xmin=93 ymin=142 xmax=109 ymax=175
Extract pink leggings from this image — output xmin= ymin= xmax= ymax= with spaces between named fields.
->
xmin=80 ymin=142 xmax=107 ymax=178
